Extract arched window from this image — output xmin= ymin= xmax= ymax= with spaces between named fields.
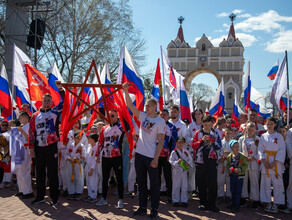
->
xmin=202 ymin=43 xmax=206 ymax=51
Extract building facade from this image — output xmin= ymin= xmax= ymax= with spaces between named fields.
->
xmin=167 ymin=17 xmax=245 ymax=113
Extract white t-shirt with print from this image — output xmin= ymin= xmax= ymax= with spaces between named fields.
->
xmin=136 ymin=112 xmax=166 ymax=158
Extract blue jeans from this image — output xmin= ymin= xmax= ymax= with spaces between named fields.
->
xmin=230 ymin=175 xmax=244 ymax=209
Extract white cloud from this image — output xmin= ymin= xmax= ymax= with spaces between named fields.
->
xmin=232 ymin=9 xmax=243 ymax=14
xmin=238 ymin=13 xmax=251 ymax=18
xmin=236 ymin=33 xmax=257 ymax=47
xmin=217 ymin=9 xmax=244 ymax=18
xmin=217 ymin=12 xmax=229 ymax=18
xmin=208 ymin=33 xmax=257 ymax=47
xmin=266 ymin=30 xmax=292 ymax=53
xmin=235 ymin=10 xmax=292 ymax=33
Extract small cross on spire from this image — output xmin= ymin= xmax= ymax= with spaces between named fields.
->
xmin=229 ymin=13 xmax=236 ymax=23
xmin=178 ymin=16 xmax=184 ymax=25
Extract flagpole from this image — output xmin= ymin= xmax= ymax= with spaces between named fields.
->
xmin=11 ymin=45 xmax=15 ymax=119
xmin=286 ymin=50 xmax=290 ymax=127
xmin=160 ymin=45 xmax=166 ymax=108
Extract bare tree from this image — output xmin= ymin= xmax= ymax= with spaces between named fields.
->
xmin=34 ymin=0 xmax=146 ymax=82
xmin=189 ymin=82 xmax=215 ymax=109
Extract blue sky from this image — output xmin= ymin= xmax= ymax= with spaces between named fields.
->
xmin=129 ymin=0 xmax=292 ymax=98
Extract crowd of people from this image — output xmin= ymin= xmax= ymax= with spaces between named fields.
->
xmin=0 ymin=82 xmax=292 ymax=218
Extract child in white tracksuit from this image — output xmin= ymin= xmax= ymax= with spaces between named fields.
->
xmin=84 ymin=133 xmax=99 ymax=202
xmin=14 ymin=112 xmax=33 ymax=199
xmin=239 ymin=122 xmax=261 ymax=210
xmin=64 ymin=131 xmax=85 ymax=200
xmin=58 ymin=141 xmax=68 ymax=197
xmin=128 ymin=148 xmax=136 ymax=194
xmin=217 ymin=127 xmax=233 ymax=202
xmin=169 ymin=137 xmax=193 ymax=207
xmin=258 ymin=117 xmax=286 ymax=214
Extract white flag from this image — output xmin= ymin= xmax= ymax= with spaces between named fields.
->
xmin=270 ymin=54 xmax=288 ymax=112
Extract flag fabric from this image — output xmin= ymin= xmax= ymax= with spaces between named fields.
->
xmin=161 ymin=48 xmax=172 ymax=88
xmin=25 ymin=64 xmax=51 ymax=109
xmin=60 ymin=88 xmax=80 ymax=144
xmin=48 ymin=62 xmax=64 ymax=105
xmin=188 ymin=95 xmax=194 ymax=115
xmin=232 ymin=90 xmax=244 ymax=125
xmin=12 ymin=45 xmax=35 ymax=112
xmin=251 ymin=87 xmax=271 ymax=119
xmin=179 ymin=75 xmax=192 ymax=123
xmin=0 ymin=65 xmax=12 ymax=120
xmin=151 ymin=59 xmax=164 ymax=111
xmin=117 ymin=45 xmax=144 ymax=112
xmin=160 ymin=48 xmax=181 ymax=105
xmin=244 ymin=61 xmax=251 ymax=113
xmin=209 ymin=80 xmax=225 ymax=119
xmin=270 ymin=55 xmax=288 ymax=113
xmin=0 ymin=65 xmax=12 ymax=111
xmin=280 ymin=96 xmax=291 ymax=111
xmin=12 ymin=45 xmax=32 ymax=89
xmin=267 ymin=59 xmax=279 ymax=80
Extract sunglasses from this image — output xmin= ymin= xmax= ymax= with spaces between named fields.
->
xmin=1 ymin=124 xmax=8 ymax=127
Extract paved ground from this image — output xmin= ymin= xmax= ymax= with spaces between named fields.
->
xmin=0 ymin=184 xmax=291 ymax=220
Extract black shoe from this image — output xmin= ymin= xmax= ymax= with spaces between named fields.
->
xmin=227 ymin=204 xmax=234 ymax=210
xmin=74 ymin=193 xmax=81 ymax=201
xmin=240 ymin=198 xmax=247 ymax=207
xmin=199 ymin=205 xmax=207 ymax=210
xmin=62 ymin=190 xmax=68 ymax=197
xmin=31 ymin=197 xmax=45 ymax=205
xmin=68 ymin=194 xmax=75 ymax=200
xmin=149 ymin=209 xmax=158 ymax=219
xmin=217 ymin=197 xmax=224 ymax=204
xmin=21 ymin=193 xmax=34 ymax=199
xmin=172 ymin=202 xmax=179 ymax=207
xmin=252 ymin=201 xmax=259 ymax=210
xmin=50 ymin=200 xmax=59 ymax=206
xmin=168 ymin=196 xmax=172 ymax=204
xmin=133 ymin=207 xmax=147 ymax=216
xmin=232 ymin=207 xmax=239 ymax=213
xmin=15 ymin=192 xmax=23 ymax=197
xmin=209 ymin=205 xmax=220 ymax=213
xmin=181 ymin=203 xmax=188 ymax=208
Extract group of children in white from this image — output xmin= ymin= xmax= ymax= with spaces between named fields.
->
xmin=1 ymin=104 xmax=292 ymax=215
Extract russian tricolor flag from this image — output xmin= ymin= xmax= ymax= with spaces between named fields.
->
xmin=250 ymin=87 xmax=271 ymax=119
xmin=117 ymin=45 xmax=144 ymax=112
xmin=151 ymin=59 xmax=164 ymax=111
xmin=12 ymin=45 xmax=36 ymax=113
xmin=179 ymin=75 xmax=192 ymax=123
xmin=48 ymin=62 xmax=64 ymax=105
xmin=244 ymin=61 xmax=251 ymax=113
xmin=267 ymin=59 xmax=279 ymax=80
xmin=232 ymin=90 xmax=244 ymax=125
xmin=209 ymin=80 xmax=225 ymax=119
xmin=280 ymin=96 xmax=291 ymax=111
xmin=0 ymin=65 xmax=12 ymax=120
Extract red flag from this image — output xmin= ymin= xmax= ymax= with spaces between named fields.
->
xmin=102 ymin=87 xmax=135 ymax=158
xmin=25 ymin=64 xmax=51 ymax=104
xmin=60 ymin=88 xmax=81 ymax=144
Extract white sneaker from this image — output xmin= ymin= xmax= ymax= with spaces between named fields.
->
xmin=265 ymin=203 xmax=273 ymax=213
xmin=117 ymin=199 xmax=124 ymax=209
xmin=96 ymin=197 xmax=107 ymax=206
xmin=270 ymin=204 xmax=278 ymax=214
